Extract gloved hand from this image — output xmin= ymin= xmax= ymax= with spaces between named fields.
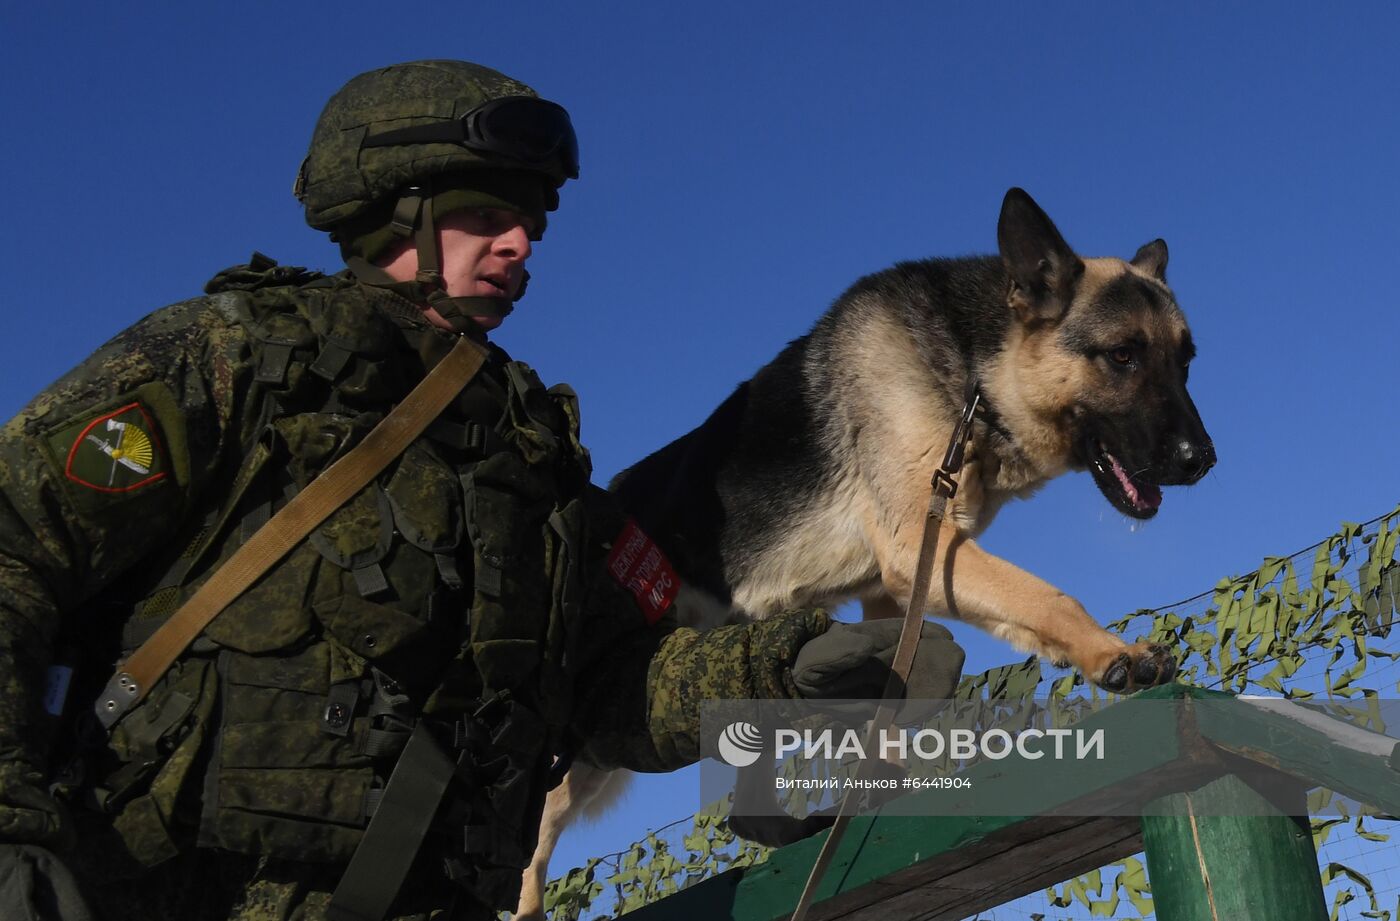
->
xmin=793 ymin=619 xmax=965 ymax=701
xmin=0 ymin=844 xmax=97 ymax=921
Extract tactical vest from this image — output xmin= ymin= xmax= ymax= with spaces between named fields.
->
xmin=80 ymin=259 xmax=593 ymax=911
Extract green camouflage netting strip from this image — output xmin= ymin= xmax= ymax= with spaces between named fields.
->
xmin=545 ymin=504 xmax=1400 ymax=920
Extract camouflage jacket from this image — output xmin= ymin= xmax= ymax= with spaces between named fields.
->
xmin=0 ymin=257 xmax=829 ymax=912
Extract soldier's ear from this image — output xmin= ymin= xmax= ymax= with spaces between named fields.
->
xmin=1131 ymin=238 xmax=1168 ymax=281
xmin=998 ymin=188 xmax=1084 ymax=325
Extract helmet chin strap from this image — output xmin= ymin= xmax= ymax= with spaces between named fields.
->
xmin=344 ymin=179 xmax=518 ymax=335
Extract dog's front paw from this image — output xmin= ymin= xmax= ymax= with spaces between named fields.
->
xmin=1094 ymin=643 xmax=1177 ymax=693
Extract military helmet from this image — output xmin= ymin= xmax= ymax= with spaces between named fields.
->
xmin=294 ymin=60 xmax=580 ymax=331
xmin=295 ymin=59 xmax=578 ymax=232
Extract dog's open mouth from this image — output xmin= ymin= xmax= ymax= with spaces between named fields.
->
xmin=1087 ymin=440 xmax=1162 ymax=519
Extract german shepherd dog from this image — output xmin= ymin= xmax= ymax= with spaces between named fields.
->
xmin=514 ymin=188 xmax=1214 ymax=918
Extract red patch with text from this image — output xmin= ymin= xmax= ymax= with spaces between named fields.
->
xmin=606 ymin=519 xmax=679 ymax=624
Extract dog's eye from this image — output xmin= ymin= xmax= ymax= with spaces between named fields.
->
xmin=1109 ymin=347 xmax=1135 ymax=366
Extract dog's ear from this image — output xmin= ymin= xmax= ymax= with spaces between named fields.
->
xmin=1131 ymin=239 xmax=1168 ymax=281
xmin=998 ymin=188 xmax=1084 ymax=324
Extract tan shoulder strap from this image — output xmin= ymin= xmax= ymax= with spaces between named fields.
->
xmin=96 ymin=336 xmax=489 ymax=729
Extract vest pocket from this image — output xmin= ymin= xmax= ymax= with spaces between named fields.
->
xmin=539 ymin=497 xmax=586 ymax=727
xmin=105 ymin=656 xmax=219 ymax=870
xmin=312 ymin=589 xmax=441 ymax=667
xmin=197 ymin=644 xmax=376 ymax=864
xmin=462 ymin=451 xmax=551 ymax=591
xmin=309 ymin=485 xmax=394 ymax=599
xmin=385 ymin=440 xmax=466 ymax=591
xmin=310 ymin=441 xmax=467 ymax=676
xmin=462 ymin=451 xmax=554 ymax=693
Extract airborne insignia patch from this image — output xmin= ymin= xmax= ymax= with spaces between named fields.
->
xmin=53 ymin=402 xmax=169 ymax=493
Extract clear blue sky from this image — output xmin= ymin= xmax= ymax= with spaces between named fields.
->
xmin=4 ymin=0 xmax=1398 ymax=884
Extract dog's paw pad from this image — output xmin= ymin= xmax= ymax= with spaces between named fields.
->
xmin=1148 ymin=645 xmax=1178 ymax=684
xmin=1132 ymin=656 xmax=1162 ymax=686
xmin=1095 ymin=643 xmax=1180 ymax=693
xmin=1099 ymin=655 xmax=1131 ymax=692
xmin=1106 ymin=643 xmax=1179 ymax=691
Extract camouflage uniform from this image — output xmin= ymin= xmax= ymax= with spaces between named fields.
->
xmin=0 ymin=256 xmax=830 ymax=920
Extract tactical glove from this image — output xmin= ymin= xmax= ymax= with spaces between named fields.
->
xmin=793 ymin=619 xmax=965 ymax=701
xmin=0 ymin=844 xmax=97 ymax=921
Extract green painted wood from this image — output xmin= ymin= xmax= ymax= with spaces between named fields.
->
xmin=620 ymin=862 xmax=749 ymax=920
xmin=731 ymin=688 xmax=1184 ymax=920
xmin=625 ymin=685 xmax=1400 ymax=920
xmin=1191 ymin=694 xmax=1400 ymax=815
xmin=1141 ymin=774 xmax=1327 ymax=921
xmin=629 ymin=688 xmax=1186 ymax=921
xmin=623 ymin=815 xmax=1147 ymax=921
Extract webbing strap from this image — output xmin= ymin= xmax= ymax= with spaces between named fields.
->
xmin=788 ymin=383 xmax=982 ymax=921
xmin=412 ymin=186 xmax=439 ymax=285
xmin=95 ymin=336 xmax=489 ymax=729
xmin=327 ymin=724 xmax=457 ymax=921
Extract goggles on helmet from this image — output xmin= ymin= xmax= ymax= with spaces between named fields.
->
xmin=362 ymin=96 xmax=579 ymax=180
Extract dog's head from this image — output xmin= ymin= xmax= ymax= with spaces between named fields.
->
xmin=995 ymin=187 xmax=1214 ymax=519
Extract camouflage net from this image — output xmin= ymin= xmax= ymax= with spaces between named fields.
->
xmin=543 ymin=504 xmax=1400 ymax=920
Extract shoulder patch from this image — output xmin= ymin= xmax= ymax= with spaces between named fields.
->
xmin=50 ymin=402 xmax=169 ymax=494
xmin=606 ymin=519 xmax=679 ymax=625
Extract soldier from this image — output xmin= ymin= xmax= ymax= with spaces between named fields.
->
xmin=0 ymin=60 xmax=964 ymax=920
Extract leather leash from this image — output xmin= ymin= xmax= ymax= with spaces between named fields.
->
xmin=96 ymin=335 xmax=489 ymax=729
xmin=788 ymin=379 xmax=982 ymax=921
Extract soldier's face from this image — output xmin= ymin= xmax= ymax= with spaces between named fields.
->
xmin=380 ymin=207 xmax=535 ymax=332
xmin=434 ymin=208 xmax=535 ymax=332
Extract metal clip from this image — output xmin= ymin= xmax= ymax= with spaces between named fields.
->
xmin=95 ymin=671 xmax=142 ymax=729
xmin=939 ymin=386 xmax=982 ymax=475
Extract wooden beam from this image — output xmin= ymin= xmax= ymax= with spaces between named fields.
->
xmin=1192 ymin=695 xmax=1400 ymax=814
xmin=623 ymin=685 xmax=1399 ymax=921
xmin=1141 ymin=774 xmax=1327 ymax=921
xmin=622 ymin=816 xmax=1144 ymax=921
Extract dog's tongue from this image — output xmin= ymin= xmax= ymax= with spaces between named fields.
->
xmin=1108 ymin=453 xmax=1163 ymax=512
